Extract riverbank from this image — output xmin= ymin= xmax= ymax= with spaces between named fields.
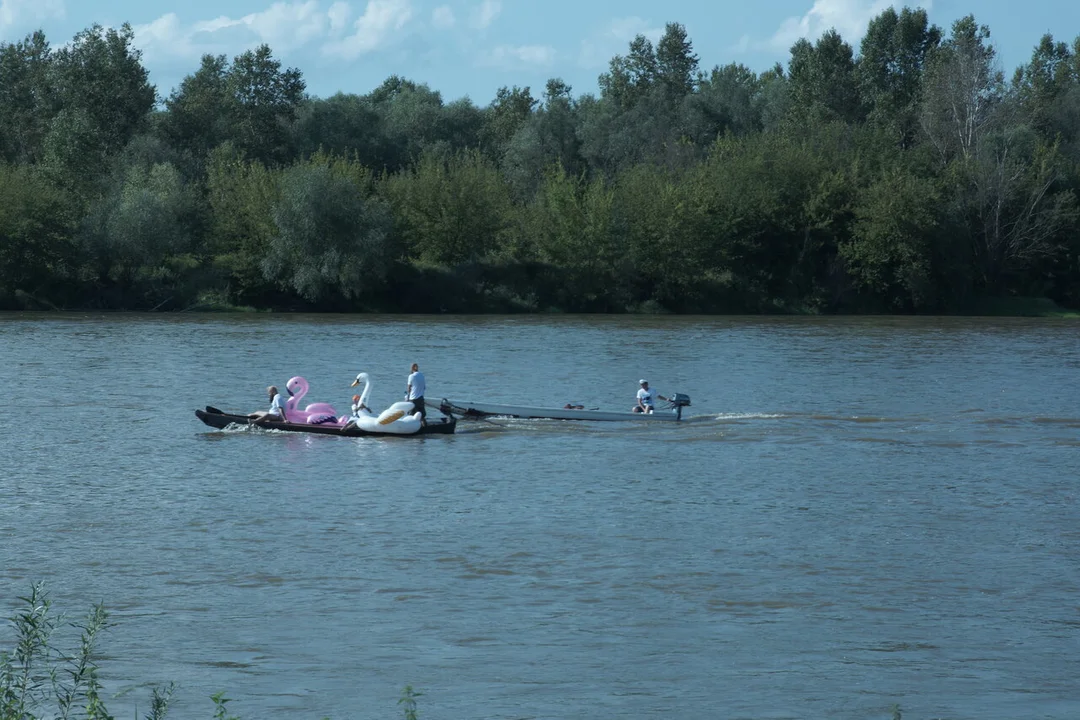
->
xmin=8 ymin=291 xmax=1079 ymax=317
xmin=6 ymin=262 xmax=1080 ymax=317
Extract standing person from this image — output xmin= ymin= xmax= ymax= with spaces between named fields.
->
xmin=248 ymin=385 xmax=288 ymax=422
xmin=406 ymin=363 xmax=427 ymax=425
xmin=633 ymin=379 xmax=669 ymax=414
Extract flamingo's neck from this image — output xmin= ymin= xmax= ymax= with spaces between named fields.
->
xmin=286 ymin=378 xmax=309 ymax=416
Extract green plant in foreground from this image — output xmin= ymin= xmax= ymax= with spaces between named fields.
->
xmin=1 ymin=581 xmax=61 ymax=720
xmin=144 ymin=683 xmax=176 ymax=720
xmin=210 ymin=691 xmax=240 ymax=720
xmin=0 ymin=584 xmax=432 ymax=720
xmin=398 ymin=685 xmax=422 ymax=720
xmin=0 ymin=583 xmax=157 ymax=720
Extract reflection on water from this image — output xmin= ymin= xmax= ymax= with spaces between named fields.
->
xmin=1 ymin=312 xmax=1079 ymax=720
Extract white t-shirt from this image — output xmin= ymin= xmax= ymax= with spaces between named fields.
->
xmin=637 ymin=387 xmax=657 ymax=407
xmin=269 ymin=392 xmax=286 ymax=418
xmin=408 ymin=371 xmax=426 ymax=400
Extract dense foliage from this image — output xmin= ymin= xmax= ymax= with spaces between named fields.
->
xmin=1 ymin=10 xmax=1079 ymax=313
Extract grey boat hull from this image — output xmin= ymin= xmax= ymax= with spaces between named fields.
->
xmin=439 ymin=399 xmax=684 ymax=422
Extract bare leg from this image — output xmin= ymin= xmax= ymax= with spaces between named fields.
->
xmin=249 ymin=412 xmax=285 ymax=423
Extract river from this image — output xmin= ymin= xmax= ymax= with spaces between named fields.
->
xmin=1 ymin=313 xmax=1078 ymax=720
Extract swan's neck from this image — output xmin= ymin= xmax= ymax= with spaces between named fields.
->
xmin=360 ymin=378 xmax=372 ymax=408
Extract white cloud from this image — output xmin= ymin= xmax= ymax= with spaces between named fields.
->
xmin=578 ymin=16 xmax=663 ymax=69
xmin=133 ymin=13 xmax=196 ymax=58
xmin=328 ymin=1 xmax=350 ymax=32
xmin=233 ymin=1 xmax=328 ymax=50
xmin=469 ymin=0 xmax=500 ymax=30
xmin=323 ymin=0 xmax=413 ymax=60
xmin=432 ymin=5 xmax=455 ymax=30
xmin=607 ymin=16 xmax=663 ymax=44
xmin=0 ymin=0 xmax=65 ymax=36
xmin=728 ymin=34 xmax=751 ymax=55
xmin=134 ymin=1 xmax=334 ymax=59
xmin=766 ymin=0 xmax=930 ymax=51
xmin=480 ymin=43 xmax=556 ymax=68
xmin=133 ymin=0 xmax=415 ymax=63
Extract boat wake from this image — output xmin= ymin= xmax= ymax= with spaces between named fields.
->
xmin=710 ymin=412 xmax=787 ymax=421
xmin=219 ymin=422 xmax=287 ymax=434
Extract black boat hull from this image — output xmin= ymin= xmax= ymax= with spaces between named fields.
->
xmin=195 ymin=407 xmax=456 ymax=436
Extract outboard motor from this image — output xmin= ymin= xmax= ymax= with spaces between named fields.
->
xmin=669 ymin=393 xmax=691 ymax=420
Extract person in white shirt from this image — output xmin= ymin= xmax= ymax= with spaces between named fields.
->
xmin=633 ymin=379 xmax=669 ymax=414
xmin=406 ymin=363 xmax=427 ymax=425
xmin=248 ymin=385 xmax=288 ymax=422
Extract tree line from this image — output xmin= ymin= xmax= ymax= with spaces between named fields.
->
xmin=1 ymin=7 xmax=1079 ymax=313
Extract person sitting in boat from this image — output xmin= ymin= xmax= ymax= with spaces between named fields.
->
xmin=633 ymin=379 xmax=669 ymax=414
xmin=248 ymin=385 xmax=287 ymax=422
xmin=340 ymin=394 xmax=366 ymax=432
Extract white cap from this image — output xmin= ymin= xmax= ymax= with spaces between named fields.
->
xmin=639 ymin=379 xmax=647 ymax=384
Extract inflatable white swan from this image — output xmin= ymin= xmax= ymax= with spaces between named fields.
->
xmin=347 ymin=372 xmax=423 ymax=434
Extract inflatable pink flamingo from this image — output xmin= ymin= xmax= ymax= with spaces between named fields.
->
xmin=285 ymin=376 xmax=341 ymax=424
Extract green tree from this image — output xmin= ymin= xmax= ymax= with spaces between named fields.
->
xmin=44 ymin=23 xmax=155 ymax=185
xmin=79 ymin=160 xmax=198 ymax=300
xmin=1013 ymin=34 xmax=1079 ymax=138
xmin=160 ymin=54 xmax=233 ymax=169
xmin=857 ymin=7 xmax=941 ymax=146
xmin=611 ymin=163 xmax=710 ymax=309
xmin=842 ymin=166 xmax=944 ymax=309
xmin=692 ymin=126 xmax=856 ymax=311
xmin=0 ymin=30 xmax=55 ymax=164
xmin=480 ymin=85 xmax=537 ymax=160
xmin=439 ymin=97 xmax=485 ymax=157
xmin=295 ymin=92 xmax=382 ymax=164
xmin=263 ymin=155 xmax=393 ymax=302
xmin=384 ymin=149 xmax=511 ymax=265
xmin=0 ymin=163 xmax=76 ymax=307
xmin=521 ymin=165 xmax=622 ymax=308
xmin=655 ymin=22 xmax=699 ymax=101
xmin=584 ymin=24 xmax=706 ymax=174
xmin=756 ymin=63 xmax=793 ymax=131
xmin=228 ymin=45 xmax=306 ymax=166
xmin=788 ymin=30 xmax=864 ymax=125
xmin=367 ymin=76 xmax=470 ymax=170
xmin=920 ymin=15 xmax=1003 ymax=163
xmin=958 ymin=131 xmax=1078 ymax=293
xmin=162 ymin=46 xmax=305 ymax=170
xmin=204 ymin=142 xmax=281 ymax=300
xmin=599 ymin=34 xmax=658 ymax=109
xmin=681 ymin=63 xmax=763 ymax=146
xmin=502 ymin=79 xmax=584 ymax=197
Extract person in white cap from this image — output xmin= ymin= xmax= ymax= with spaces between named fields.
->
xmin=633 ymin=379 xmax=668 ymax=414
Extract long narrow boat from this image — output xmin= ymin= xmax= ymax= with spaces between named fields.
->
xmin=439 ymin=394 xmax=691 ymax=422
xmin=195 ymin=407 xmax=456 ymax=436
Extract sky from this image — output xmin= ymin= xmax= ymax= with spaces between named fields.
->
xmin=1 ymin=0 xmax=1079 ymax=106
